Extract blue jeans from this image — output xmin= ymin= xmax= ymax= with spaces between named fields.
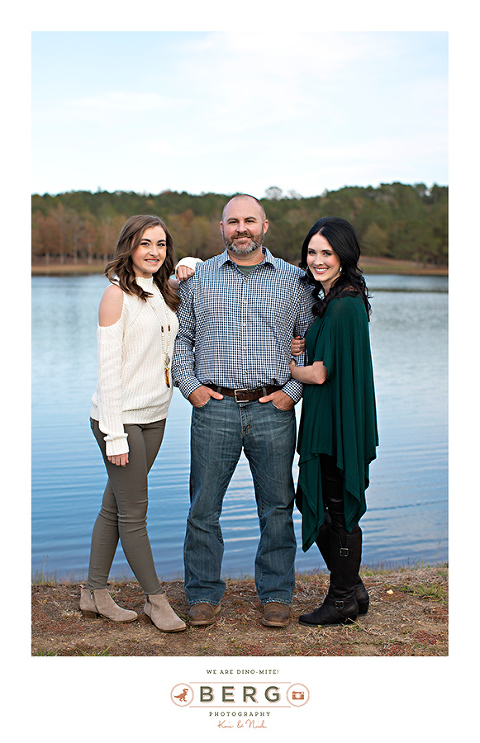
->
xmin=184 ymin=396 xmax=297 ymax=606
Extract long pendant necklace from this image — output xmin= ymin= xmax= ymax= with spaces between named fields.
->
xmin=161 ymin=322 xmax=171 ymax=388
xmin=147 ymin=293 xmax=172 ymax=388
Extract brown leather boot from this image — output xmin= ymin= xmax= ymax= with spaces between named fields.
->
xmin=188 ymin=602 xmax=221 ymax=626
xmin=80 ymin=587 xmax=138 ymax=622
xmin=261 ymin=602 xmax=291 ymax=627
xmin=144 ymin=593 xmax=187 ymax=632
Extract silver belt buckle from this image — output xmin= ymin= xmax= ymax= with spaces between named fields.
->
xmin=234 ymin=388 xmax=249 ymax=403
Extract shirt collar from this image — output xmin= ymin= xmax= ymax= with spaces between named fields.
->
xmin=219 ymin=247 xmax=277 ymax=268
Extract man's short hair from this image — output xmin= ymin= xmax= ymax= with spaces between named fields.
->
xmin=222 ymin=193 xmax=266 ymax=222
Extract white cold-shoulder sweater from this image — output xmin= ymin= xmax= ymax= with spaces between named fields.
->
xmin=90 ymin=276 xmax=179 ymax=457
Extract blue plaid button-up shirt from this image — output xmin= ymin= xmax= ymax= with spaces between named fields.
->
xmin=172 ymin=248 xmax=314 ymax=403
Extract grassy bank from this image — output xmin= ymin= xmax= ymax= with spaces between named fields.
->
xmin=31 ymin=563 xmax=448 ymax=657
xmin=31 ymin=257 xmax=447 ymax=277
xmin=358 ymin=256 xmax=447 ymax=275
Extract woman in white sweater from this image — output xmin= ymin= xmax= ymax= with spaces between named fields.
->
xmin=81 ymin=215 xmax=186 ymax=632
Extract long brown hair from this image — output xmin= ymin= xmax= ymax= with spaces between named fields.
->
xmin=105 ymin=215 xmax=180 ymax=311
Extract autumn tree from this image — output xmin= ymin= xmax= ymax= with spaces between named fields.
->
xmin=32 ymin=184 xmax=448 ymax=268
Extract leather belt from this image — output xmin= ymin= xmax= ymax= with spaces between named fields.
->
xmin=205 ymin=384 xmax=282 ymax=403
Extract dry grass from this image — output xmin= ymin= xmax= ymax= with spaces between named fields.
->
xmin=31 ymin=564 xmax=448 ymax=657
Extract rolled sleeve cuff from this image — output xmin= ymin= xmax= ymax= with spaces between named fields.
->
xmin=178 ymin=377 xmax=203 ymax=400
xmin=282 ymin=379 xmax=303 ymax=404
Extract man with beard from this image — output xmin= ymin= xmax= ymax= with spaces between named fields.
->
xmin=172 ymin=194 xmax=313 ymax=627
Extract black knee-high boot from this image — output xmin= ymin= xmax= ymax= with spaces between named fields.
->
xmin=300 ymin=526 xmax=362 ymax=626
xmin=315 ymin=516 xmax=369 ymax=615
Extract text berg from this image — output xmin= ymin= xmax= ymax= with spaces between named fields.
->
xmin=199 ymin=686 xmax=280 ymax=703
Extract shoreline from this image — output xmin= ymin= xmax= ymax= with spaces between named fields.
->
xmin=31 ymin=256 xmax=448 ymax=277
xmin=31 ymin=563 xmax=448 ymax=656
xmin=31 ymin=559 xmax=447 ymax=588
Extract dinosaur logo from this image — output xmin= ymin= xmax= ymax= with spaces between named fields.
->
xmin=171 ymin=684 xmax=193 ymax=706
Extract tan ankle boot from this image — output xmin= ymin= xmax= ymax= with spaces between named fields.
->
xmin=80 ymin=587 xmax=138 ymax=622
xmin=144 ymin=593 xmax=186 ymax=632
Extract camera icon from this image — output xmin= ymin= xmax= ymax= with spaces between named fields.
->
xmin=287 ymin=684 xmax=309 ymax=706
xmin=292 ymin=691 xmax=305 ymax=700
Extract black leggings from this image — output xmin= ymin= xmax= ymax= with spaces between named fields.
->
xmin=318 ymin=454 xmax=348 ymax=531
xmin=297 ymin=454 xmax=357 ymax=534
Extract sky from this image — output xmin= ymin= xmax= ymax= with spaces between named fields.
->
xmin=31 ymin=30 xmax=448 ymax=198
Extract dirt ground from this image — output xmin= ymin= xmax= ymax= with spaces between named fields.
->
xmin=31 ymin=564 xmax=447 ymax=657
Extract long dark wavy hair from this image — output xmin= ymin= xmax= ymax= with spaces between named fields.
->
xmin=105 ymin=215 xmax=180 ymax=312
xmin=299 ymin=216 xmax=371 ymax=319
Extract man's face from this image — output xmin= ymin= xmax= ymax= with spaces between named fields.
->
xmin=220 ymin=198 xmax=269 ymax=257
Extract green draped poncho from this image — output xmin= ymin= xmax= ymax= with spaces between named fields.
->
xmin=297 ymin=293 xmax=378 ymax=551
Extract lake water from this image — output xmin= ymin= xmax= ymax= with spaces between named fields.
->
xmin=31 ymin=273 xmax=448 ymax=582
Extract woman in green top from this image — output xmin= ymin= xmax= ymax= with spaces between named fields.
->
xmin=289 ymin=217 xmax=378 ymax=626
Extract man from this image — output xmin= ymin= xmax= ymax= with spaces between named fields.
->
xmin=172 ymin=194 xmax=313 ymax=627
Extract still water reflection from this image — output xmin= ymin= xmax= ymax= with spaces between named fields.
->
xmin=31 ymin=274 xmax=448 ymax=581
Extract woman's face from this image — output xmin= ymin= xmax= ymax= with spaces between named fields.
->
xmin=131 ymin=225 xmax=167 ymax=278
xmin=306 ymin=233 xmax=342 ymax=293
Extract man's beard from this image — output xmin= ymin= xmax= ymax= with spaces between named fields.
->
xmin=222 ymin=229 xmax=264 ymax=255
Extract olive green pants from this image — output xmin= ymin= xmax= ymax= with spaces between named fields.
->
xmin=87 ymin=418 xmax=166 ymax=595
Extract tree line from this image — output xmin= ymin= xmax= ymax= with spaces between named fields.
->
xmin=31 ymin=182 xmax=448 ymax=268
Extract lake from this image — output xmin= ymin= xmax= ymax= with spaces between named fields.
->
xmin=31 ymin=273 xmax=448 ymax=582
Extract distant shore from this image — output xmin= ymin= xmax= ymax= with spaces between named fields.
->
xmin=31 ymin=256 xmax=448 ymax=277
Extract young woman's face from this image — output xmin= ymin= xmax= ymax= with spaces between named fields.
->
xmin=131 ymin=225 xmax=167 ymax=278
xmin=306 ymin=233 xmax=342 ymax=293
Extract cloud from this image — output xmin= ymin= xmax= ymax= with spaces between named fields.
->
xmin=63 ymin=91 xmax=181 ymax=120
xmin=31 ymin=30 xmax=448 ymax=196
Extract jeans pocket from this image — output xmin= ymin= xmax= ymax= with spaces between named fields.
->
xmin=193 ymin=396 xmax=213 ymax=410
xmin=271 ymin=401 xmax=289 ymax=412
